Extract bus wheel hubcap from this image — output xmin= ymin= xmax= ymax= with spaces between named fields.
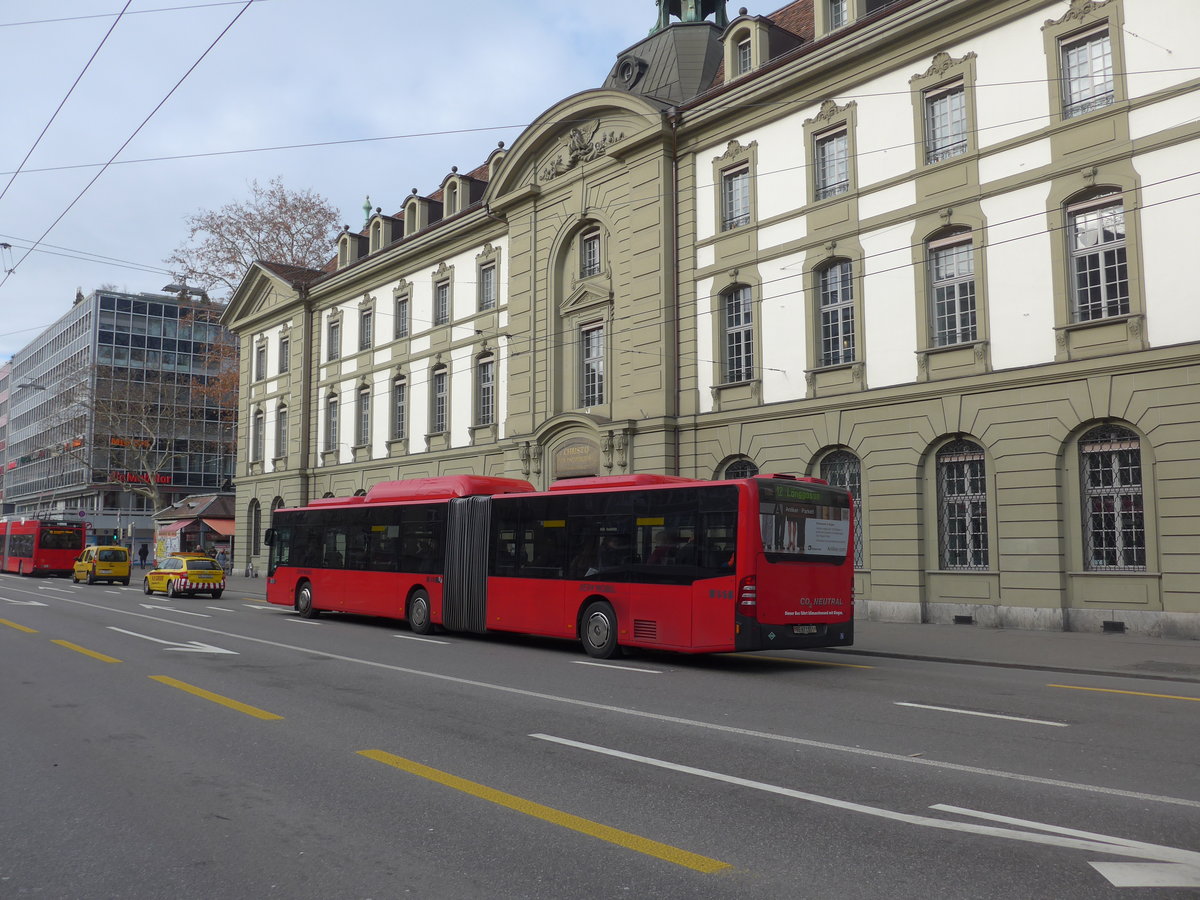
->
xmin=587 ymin=613 xmax=610 ymax=646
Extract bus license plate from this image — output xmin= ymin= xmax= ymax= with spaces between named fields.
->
xmin=792 ymin=625 xmax=818 ymax=635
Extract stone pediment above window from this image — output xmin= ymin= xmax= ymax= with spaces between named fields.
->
xmin=805 ymin=98 xmax=856 ymax=127
xmin=540 ymin=120 xmax=626 ymax=182
xmin=561 ymin=280 xmax=612 ymax=315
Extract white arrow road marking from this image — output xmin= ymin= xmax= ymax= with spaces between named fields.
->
xmin=532 ymin=734 xmax=1200 ymax=887
xmin=139 ymin=604 xmax=210 ymax=617
xmin=1090 ymin=862 xmax=1200 ymax=887
xmin=1 ymin=597 xmax=48 ymax=606
xmin=931 ymin=805 xmax=1200 ymax=888
xmin=107 ymin=627 xmax=237 ymax=655
xmin=895 ymin=702 xmax=1068 ymax=727
xmin=573 ymin=660 xmax=662 ymax=674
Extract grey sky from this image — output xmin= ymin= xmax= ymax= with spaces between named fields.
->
xmin=0 ymin=0 xmax=656 ymax=359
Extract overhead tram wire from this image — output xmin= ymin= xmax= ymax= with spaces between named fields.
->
xmin=0 ymin=1 xmax=274 ymax=29
xmin=0 ymin=0 xmax=257 ymax=295
xmin=0 ymin=1 xmax=133 ymax=207
xmin=2 ymin=63 xmax=1196 ymax=180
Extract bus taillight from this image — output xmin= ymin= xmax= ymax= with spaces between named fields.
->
xmin=738 ymin=576 xmax=758 ymax=618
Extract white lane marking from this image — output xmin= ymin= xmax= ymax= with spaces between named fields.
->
xmin=895 ymin=702 xmax=1068 ymax=727
xmin=139 ymin=604 xmax=210 ymax=617
xmin=103 ymin=590 xmax=121 ymax=594
xmin=394 ymin=634 xmax=451 ymax=644
xmin=206 ymin=606 xmax=236 ymax=612
xmin=285 ymin=618 xmax=321 ymax=625
xmin=244 ymin=603 xmax=274 ymax=610
xmin=1 ymin=597 xmax=47 ymax=606
xmin=107 ymin=627 xmax=237 ymax=655
xmin=574 ymin=660 xmax=662 ymax=674
xmin=46 ymin=593 xmax=1200 ymax=811
xmin=37 ymin=586 xmax=74 ymax=594
xmin=1089 ymin=862 xmax=1200 ymax=887
xmin=531 ymin=733 xmax=1200 ymax=884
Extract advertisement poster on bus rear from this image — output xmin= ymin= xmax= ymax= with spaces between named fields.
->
xmin=757 ymin=481 xmax=850 ymax=560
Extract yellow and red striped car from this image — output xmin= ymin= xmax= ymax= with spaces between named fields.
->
xmin=142 ymin=553 xmax=225 ymax=599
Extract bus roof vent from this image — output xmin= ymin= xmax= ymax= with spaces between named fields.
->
xmin=760 ymin=473 xmax=828 ymax=485
xmin=364 ymin=475 xmax=534 ymax=503
xmin=548 ymin=474 xmax=699 ymax=492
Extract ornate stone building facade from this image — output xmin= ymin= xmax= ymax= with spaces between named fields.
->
xmin=225 ymin=0 xmax=1200 ymax=637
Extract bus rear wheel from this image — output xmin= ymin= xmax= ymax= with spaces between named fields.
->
xmin=581 ymin=600 xmax=620 ymax=659
xmin=296 ymin=582 xmax=320 ymax=619
xmin=408 ymin=589 xmax=433 ymax=635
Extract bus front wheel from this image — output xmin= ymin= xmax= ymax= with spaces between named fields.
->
xmin=408 ymin=589 xmax=433 ymax=635
xmin=296 ymin=583 xmax=320 ymax=619
xmin=581 ymin=600 xmax=620 ymax=659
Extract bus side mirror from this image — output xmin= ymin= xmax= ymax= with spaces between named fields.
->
xmin=264 ymin=529 xmax=275 ymax=546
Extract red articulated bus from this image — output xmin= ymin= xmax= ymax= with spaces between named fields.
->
xmin=265 ymin=473 xmax=854 ymax=657
xmin=0 ymin=519 xmax=88 ymax=577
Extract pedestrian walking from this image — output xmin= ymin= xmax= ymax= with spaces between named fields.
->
xmin=137 ymin=543 xmax=149 ymax=570
xmin=216 ymin=548 xmax=229 ymax=573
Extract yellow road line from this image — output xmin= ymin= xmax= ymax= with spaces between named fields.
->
xmin=150 ymin=675 xmax=284 ymax=720
xmin=52 ymin=640 xmax=121 ymax=663
xmin=359 ymin=749 xmax=731 ymax=874
xmin=1049 ymin=683 xmax=1200 ymax=703
xmin=753 ymin=655 xmax=873 ymax=669
xmin=0 ymin=618 xmax=38 ymax=634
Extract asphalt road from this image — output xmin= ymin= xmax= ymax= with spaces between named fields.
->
xmin=2 ymin=574 xmax=1198 ymax=899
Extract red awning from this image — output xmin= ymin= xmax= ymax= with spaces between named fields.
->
xmin=157 ymin=519 xmax=194 ymax=535
xmin=201 ymin=518 xmax=236 ymax=537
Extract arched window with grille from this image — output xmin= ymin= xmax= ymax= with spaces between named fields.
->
xmin=820 ymin=449 xmax=864 ymax=568
xmin=1079 ymin=424 xmax=1145 ymax=571
xmin=248 ymin=499 xmax=261 ymax=558
xmin=722 ymin=458 xmax=759 ymax=480
xmin=935 ymin=439 xmax=988 ymax=570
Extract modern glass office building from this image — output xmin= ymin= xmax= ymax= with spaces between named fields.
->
xmin=5 ymin=289 xmax=235 ymax=543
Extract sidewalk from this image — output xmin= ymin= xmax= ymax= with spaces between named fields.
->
xmin=214 ymin=571 xmax=1199 ymax=684
xmin=825 ymin=619 xmax=1200 ymax=684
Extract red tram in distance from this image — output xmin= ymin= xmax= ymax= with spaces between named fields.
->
xmin=265 ymin=473 xmax=854 ymax=658
xmin=0 ymin=519 xmax=88 ymax=577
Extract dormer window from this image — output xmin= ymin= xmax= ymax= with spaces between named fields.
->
xmin=445 ymin=181 xmax=459 ymax=216
xmin=736 ymin=38 xmax=752 ymax=76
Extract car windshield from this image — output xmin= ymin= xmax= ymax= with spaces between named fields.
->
xmin=98 ymin=549 xmax=126 ymax=562
xmin=185 ymin=559 xmax=219 ymax=571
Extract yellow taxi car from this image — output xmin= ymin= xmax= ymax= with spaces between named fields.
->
xmin=142 ymin=552 xmax=226 ymax=599
xmin=72 ymin=545 xmax=132 ymax=585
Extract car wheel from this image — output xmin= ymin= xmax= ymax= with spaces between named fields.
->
xmin=86 ymin=569 xmax=95 ymax=585
xmin=408 ymin=589 xmax=433 ymax=635
xmin=296 ymin=582 xmax=320 ymax=619
xmin=211 ymin=590 xmax=223 ymax=599
xmin=143 ymin=578 xmax=153 ymax=595
xmin=71 ymin=571 xmax=79 ymax=584
xmin=167 ymin=579 xmax=180 ymax=599
xmin=581 ymin=600 xmax=621 ymax=659
xmin=120 ymin=578 xmax=130 ymax=586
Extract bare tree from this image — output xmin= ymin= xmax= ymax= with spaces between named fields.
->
xmin=164 ymin=176 xmax=340 ymax=298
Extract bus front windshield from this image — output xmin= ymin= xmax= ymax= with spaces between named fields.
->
xmin=755 ymin=479 xmax=851 ymax=564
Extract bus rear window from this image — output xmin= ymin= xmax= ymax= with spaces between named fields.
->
xmin=40 ymin=528 xmax=84 ymax=550
xmin=755 ymin=479 xmax=850 ymax=563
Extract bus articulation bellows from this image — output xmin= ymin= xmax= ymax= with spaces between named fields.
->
xmin=265 ymin=473 xmax=854 ymax=657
